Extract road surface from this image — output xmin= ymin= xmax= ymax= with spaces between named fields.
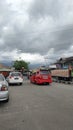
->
xmin=0 ymin=78 xmax=73 ymax=130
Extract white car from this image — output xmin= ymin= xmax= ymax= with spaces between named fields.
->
xmin=7 ymin=71 xmax=23 ymax=85
xmin=0 ymin=74 xmax=9 ymax=102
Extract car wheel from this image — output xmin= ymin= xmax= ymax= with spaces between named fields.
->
xmin=8 ymin=83 xmax=11 ymax=86
xmin=20 ymin=83 xmax=22 ymax=85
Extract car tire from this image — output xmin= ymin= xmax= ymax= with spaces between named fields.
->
xmin=20 ymin=83 xmax=22 ymax=85
xmin=8 ymin=83 xmax=10 ymax=86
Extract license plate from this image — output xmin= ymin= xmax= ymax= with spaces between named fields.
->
xmin=43 ymin=76 xmax=48 ymax=79
xmin=14 ymin=78 xmax=19 ymax=80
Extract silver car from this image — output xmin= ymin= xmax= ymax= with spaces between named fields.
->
xmin=0 ymin=74 xmax=9 ymax=102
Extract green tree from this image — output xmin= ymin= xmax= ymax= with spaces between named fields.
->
xmin=13 ymin=60 xmax=29 ymax=70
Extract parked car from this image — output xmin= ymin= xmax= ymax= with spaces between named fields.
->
xmin=30 ymin=69 xmax=52 ymax=84
xmin=0 ymin=74 xmax=9 ymax=102
xmin=6 ymin=71 xmax=23 ymax=85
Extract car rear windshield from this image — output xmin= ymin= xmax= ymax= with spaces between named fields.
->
xmin=11 ymin=72 xmax=21 ymax=76
xmin=40 ymin=70 xmax=50 ymax=74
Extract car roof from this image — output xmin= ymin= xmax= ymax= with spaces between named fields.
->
xmin=10 ymin=71 xmax=21 ymax=73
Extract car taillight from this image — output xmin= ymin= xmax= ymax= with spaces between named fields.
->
xmin=1 ymin=85 xmax=8 ymax=91
xmin=20 ymin=75 xmax=23 ymax=79
xmin=9 ymin=76 xmax=13 ymax=79
xmin=48 ymin=75 xmax=51 ymax=78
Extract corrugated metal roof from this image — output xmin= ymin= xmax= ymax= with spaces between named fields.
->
xmin=0 ymin=68 xmax=12 ymax=71
xmin=56 ymin=56 xmax=73 ymax=64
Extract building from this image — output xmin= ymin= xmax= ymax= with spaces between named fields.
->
xmin=55 ymin=56 xmax=73 ymax=69
xmin=0 ymin=63 xmax=12 ymax=78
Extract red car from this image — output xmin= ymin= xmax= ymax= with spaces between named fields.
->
xmin=30 ymin=69 xmax=52 ymax=84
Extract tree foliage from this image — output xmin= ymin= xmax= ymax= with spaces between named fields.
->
xmin=13 ymin=60 xmax=29 ymax=70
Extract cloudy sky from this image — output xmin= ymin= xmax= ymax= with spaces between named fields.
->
xmin=0 ymin=0 xmax=73 ymax=65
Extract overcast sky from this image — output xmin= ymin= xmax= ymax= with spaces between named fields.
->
xmin=0 ymin=0 xmax=73 ymax=65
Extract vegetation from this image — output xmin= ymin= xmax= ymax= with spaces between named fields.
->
xmin=13 ymin=60 xmax=29 ymax=71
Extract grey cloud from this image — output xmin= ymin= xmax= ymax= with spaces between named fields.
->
xmin=51 ymin=25 xmax=73 ymax=52
xmin=0 ymin=0 xmax=11 ymax=28
xmin=1 ymin=22 xmax=73 ymax=56
xmin=0 ymin=0 xmax=73 ymax=63
xmin=29 ymin=0 xmax=62 ymax=19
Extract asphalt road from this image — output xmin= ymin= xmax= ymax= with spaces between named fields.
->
xmin=0 ymin=78 xmax=73 ymax=130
